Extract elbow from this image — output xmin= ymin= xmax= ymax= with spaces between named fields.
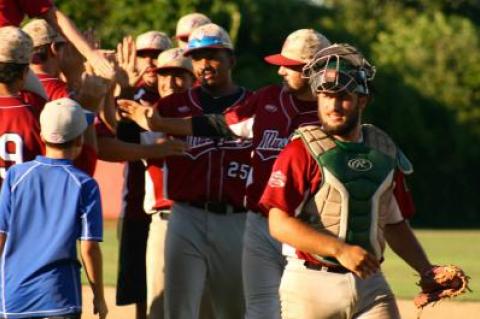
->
xmin=268 ymin=209 xmax=286 ymax=243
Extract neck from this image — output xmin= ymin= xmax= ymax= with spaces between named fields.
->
xmin=293 ymin=88 xmax=316 ymax=102
xmin=45 ymin=147 xmax=79 ymax=160
xmin=31 ymin=62 xmax=60 ymax=77
xmin=334 ymin=124 xmax=362 ymax=142
xmin=201 ymin=79 xmax=238 ymax=97
xmin=0 ymin=83 xmax=20 ymax=96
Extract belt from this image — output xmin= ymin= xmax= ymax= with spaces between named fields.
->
xmin=304 ymin=261 xmax=350 ymax=274
xmin=152 ymin=210 xmax=170 ymax=220
xmin=188 ymin=201 xmax=245 ymax=214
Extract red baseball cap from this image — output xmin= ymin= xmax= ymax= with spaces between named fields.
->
xmin=264 ymin=29 xmax=331 ymax=66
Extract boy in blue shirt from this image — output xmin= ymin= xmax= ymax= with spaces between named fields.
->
xmin=0 ymin=98 xmax=107 ymax=319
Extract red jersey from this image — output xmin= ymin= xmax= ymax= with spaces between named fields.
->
xmin=223 ymin=85 xmax=319 ymax=213
xmin=36 ymin=73 xmax=72 ymax=101
xmin=0 ymin=95 xmax=44 ymax=186
xmin=157 ymin=86 xmax=253 ymax=208
xmin=0 ymin=0 xmax=53 ymax=26
xmin=35 ymin=72 xmax=97 ymax=176
xmin=260 ymin=138 xmax=415 ymax=219
xmin=260 ymin=138 xmax=415 ymax=262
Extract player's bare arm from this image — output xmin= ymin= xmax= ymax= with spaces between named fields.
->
xmin=42 ymin=7 xmax=114 ymax=80
xmin=117 ymin=99 xmax=193 ymax=134
xmin=81 ymin=240 xmax=108 ymax=319
xmin=385 ymin=220 xmax=432 ymax=274
xmin=97 ymin=136 xmax=186 ymax=162
xmin=269 ymin=207 xmax=379 ymax=279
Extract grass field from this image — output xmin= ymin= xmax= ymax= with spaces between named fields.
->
xmin=84 ymin=220 xmax=480 ymax=301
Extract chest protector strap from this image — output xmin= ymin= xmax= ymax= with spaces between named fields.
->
xmin=295 ymin=124 xmax=401 ymax=264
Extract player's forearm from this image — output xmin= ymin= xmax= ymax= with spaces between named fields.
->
xmin=80 ymin=241 xmax=105 ymax=300
xmin=97 ymin=137 xmax=167 ymax=161
xmin=385 ymin=220 xmax=432 ymax=273
xmin=268 ymin=208 xmax=345 ymax=259
xmin=154 ymin=116 xmax=193 ymax=136
xmin=0 ymin=233 xmax=6 ymax=257
xmin=44 ymin=8 xmax=96 ymax=62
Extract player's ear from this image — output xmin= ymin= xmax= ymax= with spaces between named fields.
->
xmin=358 ymin=94 xmax=369 ymax=111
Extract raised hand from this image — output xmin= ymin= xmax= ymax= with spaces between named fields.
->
xmin=116 ymin=36 xmax=147 ymax=88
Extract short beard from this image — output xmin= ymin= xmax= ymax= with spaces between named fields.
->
xmin=320 ymin=105 xmax=360 ymax=137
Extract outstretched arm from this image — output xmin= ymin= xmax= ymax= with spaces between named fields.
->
xmin=385 ymin=220 xmax=432 ymax=274
xmin=269 ymin=207 xmax=380 ymax=279
xmin=42 ymin=7 xmax=114 ymax=80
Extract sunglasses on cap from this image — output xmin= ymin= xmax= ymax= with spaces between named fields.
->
xmin=187 ymin=35 xmax=226 ymax=50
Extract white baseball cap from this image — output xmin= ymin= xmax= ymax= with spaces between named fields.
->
xmin=184 ymin=23 xmax=233 ymax=56
xmin=156 ymin=48 xmax=193 ymax=74
xmin=136 ymin=31 xmax=172 ymax=52
xmin=264 ymin=29 xmax=331 ymax=66
xmin=176 ymin=13 xmax=211 ymax=40
xmin=40 ymin=98 xmax=88 ymax=144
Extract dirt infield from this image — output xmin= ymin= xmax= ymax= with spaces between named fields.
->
xmin=81 ymin=286 xmax=480 ymax=319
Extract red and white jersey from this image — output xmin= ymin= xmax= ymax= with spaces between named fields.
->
xmin=223 ymin=85 xmax=319 ymax=213
xmin=0 ymin=0 xmax=53 ymax=27
xmin=260 ymin=138 xmax=416 ymax=262
xmin=36 ymin=73 xmax=72 ymax=101
xmin=0 ymin=95 xmax=44 ymax=186
xmin=260 ymin=138 xmax=415 ymax=219
xmin=153 ymin=86 xmax=253 ymax=208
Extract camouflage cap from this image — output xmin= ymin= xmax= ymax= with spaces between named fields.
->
xmin=176 ymin=13 xmax=211 ymax=39
xmin=184 ymin=23 xmax=233 ymax=56
xmin=0 ymin=26 xmax=33 ymax=64
xmin=265 ymin=29 xmax=331 ymax=66
xmin=23 ymin=19 xmax=65 ymax=48
xmin=156 ymin=48 xmax=193 ymax=74
xmin=136 ymin=31 xmax=172 ymax=52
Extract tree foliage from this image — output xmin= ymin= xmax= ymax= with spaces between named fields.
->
xmin=54 ymin=0 xmax=480 ymax=226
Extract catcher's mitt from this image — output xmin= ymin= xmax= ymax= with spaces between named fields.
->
xmin=414 ymin=265 xmax=471 ymax=308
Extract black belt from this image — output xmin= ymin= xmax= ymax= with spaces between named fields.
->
xmin=188 ymin=201 xmax=245 ymax=214
xmin=152 ymin=210 xmax=170 ymax=220
xmin=304 ymin=261 xmax=350 ymax=274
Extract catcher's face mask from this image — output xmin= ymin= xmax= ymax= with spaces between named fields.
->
xmin=306 ymin=55 xmax=370 ymax=95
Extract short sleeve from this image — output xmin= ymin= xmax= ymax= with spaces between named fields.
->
xmin=393 ymin=170 xmax=415 ymax=219
xmin=18 ymin=0 xmax=53 ymax=18
xmin=79 ymin=178 xmax=103 ymax=241
xmin=0 ymin=170 xmax=14 ymax=233
xmin=260 ymin=139 xmax=320 ymax=216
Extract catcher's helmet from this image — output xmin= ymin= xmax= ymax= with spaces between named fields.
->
xmin=303 ymin=43 xmax=376 ymax=95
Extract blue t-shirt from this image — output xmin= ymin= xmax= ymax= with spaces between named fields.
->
xmin=0 ymin=156 xmax=102 ymax=318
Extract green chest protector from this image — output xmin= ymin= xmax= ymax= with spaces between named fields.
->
xmin=295 ymin=124 xmax=411 ymax=263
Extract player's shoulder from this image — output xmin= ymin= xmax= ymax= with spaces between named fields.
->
xmin=254 ymin=84 xmax=282 ymax=98
xmin=61 ymin=163 xmax=98 ymax=188
xmin=156 ymin=89 xmax=192 ymax=114
xmin=280 ymin=138 xmax=309 ymax=160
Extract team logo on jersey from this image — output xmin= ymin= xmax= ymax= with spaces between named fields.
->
xmin=268 ymin=170 xmax=286 ymax=188
xmin=178 ymin=105 xmax=190 ymax=113
xmin=347 ymin=158 xmax=373 ymax=172
xmin=265 ymin=104 xmax=278 ymax=112
xmin=256 ymin=130 xmax=289 ymax=161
